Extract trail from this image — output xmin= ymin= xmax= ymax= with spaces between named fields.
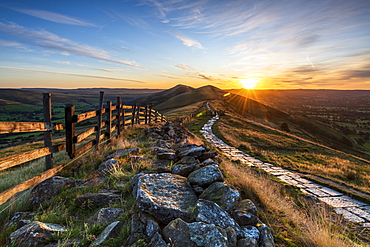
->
xmin=200 ymin=111 xmax=370 ymax=230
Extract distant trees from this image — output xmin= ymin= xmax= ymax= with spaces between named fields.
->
xmin=281 ymin=122 xmax=290 ymax=132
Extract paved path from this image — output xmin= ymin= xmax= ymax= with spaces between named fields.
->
xmin=200 ymin=114 xmax=370 ymax=229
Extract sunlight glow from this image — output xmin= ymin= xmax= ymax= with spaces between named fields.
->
xmin=240 ymin=78 xmax=259 ymax=89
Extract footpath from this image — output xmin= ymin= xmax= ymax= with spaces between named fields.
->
xmin=200 ymin=114 xmax=370 ymax=229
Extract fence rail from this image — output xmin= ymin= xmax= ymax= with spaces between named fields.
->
xmin=0 ymin=91 xmax=166 ymax=205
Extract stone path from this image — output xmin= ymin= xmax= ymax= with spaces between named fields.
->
xmin=200 ymin=114 xmax=370 ymax=229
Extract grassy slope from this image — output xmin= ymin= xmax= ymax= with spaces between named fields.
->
xmin=212 ymin=107 xmax=370 ymax=194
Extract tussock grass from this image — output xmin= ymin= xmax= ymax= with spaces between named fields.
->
xmin=221 ymin=160 xmax=364 ymax=247
xmin=214 ymin=115 xmax=370 ymax=194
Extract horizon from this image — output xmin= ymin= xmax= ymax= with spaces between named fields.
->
xmin=1 ymin=1 xmax=370 ymax=90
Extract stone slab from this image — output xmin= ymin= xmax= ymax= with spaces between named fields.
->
xmin=334 ymin=208 xmax=365 ymax=223
xmin=319 ymin=187 xmax=343 ymax=197
xmin=306 ymin=188 xmax=330 ymax=197
xmin=346 ymin=207 xmax=370 ymax=221
xmin=318 ymin=197 xmax=360 ymax=208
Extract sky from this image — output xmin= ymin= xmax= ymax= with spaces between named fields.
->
xmin=0 ymin=0 xmax=370 ymax=90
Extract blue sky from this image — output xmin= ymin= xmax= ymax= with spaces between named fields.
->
xmin=0 ymin=0 xmax=370 ymax=89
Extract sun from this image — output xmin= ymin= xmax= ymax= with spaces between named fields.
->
xmin=240 ymin=78 xmax=259 ymax=89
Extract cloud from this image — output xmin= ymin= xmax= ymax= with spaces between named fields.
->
xmin=156 ymin=74 xmax=180 ymax=79
xmin=0 ymin=66 xmax=146 ymax=83
xmin=94 ymin=68 xmax=125 ymax=73
xmin=175 ymin=64 xmax=196 ymax=71
xmin=0 ymin=39 xmax=32 ymax=51
xmin=175 ymin=63 xmax=216 ymax=81
xmin=0 ymin=21 xmax=140 ymax=68
xmin=12 ymin=8 xmax=97 ymax=27
xmin=172 ymin=32 xmax=203 ymax=49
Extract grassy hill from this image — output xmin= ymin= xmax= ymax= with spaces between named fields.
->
xmin=154 ymin=85 xmax=226 ymax=111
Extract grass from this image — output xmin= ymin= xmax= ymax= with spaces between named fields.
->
xmin=0 ymin=125 xmax=158 ymax=246
xmin=213 ymin=114 xmax=370 ymax=194
xmin=221 ymin=159 xmax=366 ymax=247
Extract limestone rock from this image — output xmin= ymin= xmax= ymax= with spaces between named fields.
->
xmin=188 ymin=165 xmax=224 ymax=187
xmin=97 ymin=159 xmax=121 ymax=174
xmin=149 ymin=232 xmax=169 ymax=247
xmin=199 ymin=151 xmax=217 ymax=162
xmin=239 ymin=226 xmax=260 ymax=240
xmin=176 ymin=156 xmax=199 ymax=165
xmin=133 ymin=173 xmax=197 ymax=224
xmin=162 ymin=218 xmax=196 ymax=247
xmin=258 ymin=224 xmax=275 ymax=247
xmin=177 ymin=144 xmax=206 ymax=158
xmin=163 ymin=218 xmax=236 ymax=247
xmin=7 ymin=212 xmax=35 ymax=229
xmin=194 ymin=199 xmax=240 ymax=231
xmin=233 ymin=200 xmax=259 ymax=226
xmin=199 ymin=182 xmax=240 ymax=212
xmin=89 ymin=221 xmax=123 ymax=246
xmin=86 ymin=208 xmax=123 ymax=226
xmin=106 ymin=148 xmax=139 ymax=159
xmin=75 ymin=192 xmax=120 ymax=208
xmin=9 ymin=221 xmax=67 ymax=246
xmin=201 ymin=158 xmax=217 ymax=166
xmin=171 ymin=163 xmax=198 ymax=177
xmin=157 ymin=152 xmax=176 ymax=160
xmin=237 ymin=238 xmax=258 ymax=247
xmin=29 ymin=176 xmax=69 ymax=209
xmin=131 ymin=212 xmax=161 ymax=240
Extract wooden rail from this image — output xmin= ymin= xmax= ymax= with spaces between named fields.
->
xmin=0 ymin=92 xmax=166 ymax=205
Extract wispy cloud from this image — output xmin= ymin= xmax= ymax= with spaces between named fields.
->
xmin=0 ymin=21 xmax=140 ymax=68
xmin=0 ymin=39 xmax=32 ymax=51
xmin=175 ymin=63 xmax=216 ymax=81
xmin=156 ymin=74 xmax=180 ymax=79
xmin=94 ymin=68 xmax=125 ymax=73
xmin=0 ymin=66 xmax=146 ymax=83
xmin=172 ymin=32 xmax=203 ymax=49
xmin=12 ymin=8 xmax=97 ymax=27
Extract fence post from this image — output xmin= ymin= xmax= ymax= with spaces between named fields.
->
xmin=117 ymin=97 xmax=122 ymax=136
xmin=148 ymin=105 xmax=152 ymax=125
xmin=65 ymin=104 xmax=76 ymax=159
xmin=43 ymin=93 xmax=53 ymax=169
xmin=122 ymin=103 xmax=126 ymax=130
xmin=161 ymin=113 xmax=164 ymax=122
xmin=131 ymin=104 xmax=136 ymax=127
xmin=145 ymin=105 xmax=148 ymax=124
xmin=107 ymin=101 xmax=112 ymax=139
xmin=95 ymin=91 xmax=104 ymax=150
xmin=136 ymin=104 xmax=140 ymax=125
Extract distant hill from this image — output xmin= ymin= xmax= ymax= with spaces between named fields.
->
xmin=154 ymin=85 xmax=226 ymax=111
xmin=128 ymin=84 xmax=194 ymax=107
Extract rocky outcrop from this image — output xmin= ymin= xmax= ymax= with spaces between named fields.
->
xmin=9 ymin=221 xmax=67 ymax=246
xmin=28 ymin=176 xmax=69 ymax=208
xmin=86 ymin=207 xmax=123 ymax=226
xmin=188 ymin=164 xmax=225 ymax=187
xmin=133 ymin=173 xmax=197 ymax=224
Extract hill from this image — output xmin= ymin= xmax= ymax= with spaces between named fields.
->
xmin=128 ymin=84 xmax=194 ymax=107
xmin=222 ymin=93 xmax=370 ymax=160
xmin=154 ymin=85 xmax=226 ymax=111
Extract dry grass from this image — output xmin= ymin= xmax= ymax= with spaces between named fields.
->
xmin=215 ymin=115 xmax=370 ymax=194
xmin=221 ymin=160 xmax=363 ymax=247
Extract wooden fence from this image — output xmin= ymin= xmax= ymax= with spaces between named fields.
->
xmin=0 ymin=92 xmax=166 ymax=205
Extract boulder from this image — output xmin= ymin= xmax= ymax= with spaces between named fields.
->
xmin=7 ymin=212 xmax=35 ymax=229
xmin=199 ymin=182 xmax=240 ymax=212
xmin=171 ymin=163 xmax=198 ymax=177
xmin=156 ymin=140 xmax=173 ymax=149
xmin=86 ymin=208 xmax=123 ymax=226
xmin=258 ymin=224 xmax=275 ymax=247
xmin=29 ymin=176 xmax=69 ymax=208
xmin=131 ymin=212 xmax=161 ymax=240
xmin=239 ymin=226 xmax=260 ymax=240
xmin=9 ymin=221 xmax=67 ymax=246
xmin=232 ymin=199 xmax=259 ymax=226
xmin=177 ymin=145 xmax=206 ymax=158
xmin=237 ymin=238 xmax=258 ymax=247
xmin=157 ymin=152 xmax=176 ymax=160
xmin=201 ymin=158 xmax=217 ymax=166
xmin=106 ymin=148 xmax=139 ymax=159
xmin=97 ymin=159 xmax=121 ymax=174
xmin=194 ymin=199 xmax=240 ymax=231
xmin=89 ymin=221 xmax=123 ymax=246
xmin=154 ymin=147 xmax=174 ymax=154
xmin=176 ymin=156 xmax=199 ymax=165
xmin=133 ymin=173 xmax=197 ymax=224
xmin=149 ymin=232 xmax=169 ymax=247
xmin=163 ymin=218 xmax=234 ymax=247
xmin=75 ymin=192 xmax=120 ymax=208
xmin=188 ymin=165 xmax=224 ymax=187
xmin=199 ymin=151 xmax=217 ymax=162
